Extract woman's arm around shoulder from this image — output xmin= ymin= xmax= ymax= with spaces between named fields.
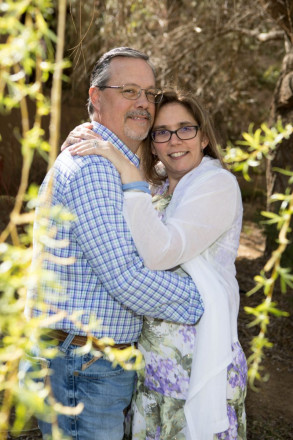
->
xmin=123 ymin=167 xmax=242 ymax=270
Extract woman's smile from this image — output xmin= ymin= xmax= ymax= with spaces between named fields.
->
xmin=168 ymin=151 xmax=189 ymax=159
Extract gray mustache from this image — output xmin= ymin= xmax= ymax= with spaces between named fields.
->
xmin=125 ymin=110 xmax=152 ymax=120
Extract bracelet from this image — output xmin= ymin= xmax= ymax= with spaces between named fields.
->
xmin=122 ymin=181 xmax=151 ymax=195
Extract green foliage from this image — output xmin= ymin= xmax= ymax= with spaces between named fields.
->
xmin=225 ymin=121 xmax=293 ymax=181
xmin=0 ymin=0 xmax=291 ymax=435
xmin=0 ymin=1 xmax=143 ymax=438
xmin=224 ymin=123 xmax=293 ymax=389
xmin=260 ymin=65 xmax=281 ymax=88
xmin=0 ymin=0 xmax=56 ymax=114
xmin=0 ymin=1 xmax=66 ymax=436
xmin=66 ymin=0 xmax=284 ymax=148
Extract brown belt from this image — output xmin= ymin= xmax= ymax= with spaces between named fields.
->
xmin=44 ymin=329 xmax=134 ymax=350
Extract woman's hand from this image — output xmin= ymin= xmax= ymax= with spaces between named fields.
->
xmin=61 ymin=122 xmax=99 ymax=151
xmin=68 ymin=139 xmax=143 ymax=184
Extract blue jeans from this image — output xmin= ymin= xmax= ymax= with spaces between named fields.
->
xmin=20 ymin=332 xmax=136 ymax=440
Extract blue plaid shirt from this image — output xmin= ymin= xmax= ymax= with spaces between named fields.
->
xmin=29 ymin=122 xmax=203 ymax=342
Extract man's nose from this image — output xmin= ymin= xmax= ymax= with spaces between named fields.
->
xmin=134 ymin=90 xmax=150 ymax=108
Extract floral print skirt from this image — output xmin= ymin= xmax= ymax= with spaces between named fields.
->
xmin=128 ymin=340 xmax=247 ymax=440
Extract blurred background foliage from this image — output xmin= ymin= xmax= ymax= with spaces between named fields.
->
xmin=0 ymin=0 xmax=292 ymax=438
xmin=65 ymin=0 xmax=284 ymax=142
xmin=2 ymin=0 xmax=292 ymax=217
xmin=1 ymin=0 xmax=291 ymax=191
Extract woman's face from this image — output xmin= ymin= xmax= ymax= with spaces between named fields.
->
xmin=151 ymin=102 xmax=209 ymax=184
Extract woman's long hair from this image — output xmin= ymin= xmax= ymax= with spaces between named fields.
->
xmin=140 ymin=89 xmax=226 ymax=185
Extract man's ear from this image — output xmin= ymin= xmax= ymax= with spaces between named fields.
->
xmin=89 ymin=86 xmax=101 ymax=117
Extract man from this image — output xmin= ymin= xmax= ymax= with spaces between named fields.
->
xmin=26 ymin=47 xmax=204 ymax=439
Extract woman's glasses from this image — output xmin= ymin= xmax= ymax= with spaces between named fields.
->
xmin=151 ymin=125 xmax=200 ymax=143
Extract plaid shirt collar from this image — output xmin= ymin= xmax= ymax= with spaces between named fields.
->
xmin=92 ymin=121 xmax=140 ymax=168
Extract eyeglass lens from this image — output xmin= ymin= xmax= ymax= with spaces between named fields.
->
xmin=152 ymin=126 xmax=199 ymax=142
xmin=121 ymin=85 xmax=162 ymax=103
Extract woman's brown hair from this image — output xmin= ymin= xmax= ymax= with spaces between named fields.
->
xmin=140 ymin=89 xmax=225 ymax=185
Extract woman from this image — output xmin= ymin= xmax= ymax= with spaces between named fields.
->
xmin=67 ymin=90 xmax=247 ymax=440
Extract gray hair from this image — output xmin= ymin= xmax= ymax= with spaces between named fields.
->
xmin=87 ymin=47 xmax=156 ymax=118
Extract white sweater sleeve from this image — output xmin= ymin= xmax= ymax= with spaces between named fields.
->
xmin=123 ymin=171 xmax=239 ymax=270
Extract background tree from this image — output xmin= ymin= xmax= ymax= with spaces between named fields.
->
xmin=1 ymin=1 xmax=286 ymax=189
xmin=258 ymin=0 xmax=293 ymax=260
xmin=0 ymin=1 xmax=292 ymax=439
xmin=63 ymin=0 xmax=284 ymax=142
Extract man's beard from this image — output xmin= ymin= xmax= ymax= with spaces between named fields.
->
xmin=124 ymin=125 xmax=150 ymax=141
xmin=124 ymin=110 xmax=152 ymax=141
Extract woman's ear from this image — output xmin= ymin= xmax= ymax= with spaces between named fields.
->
xmin=201 ymin=135 xmax=209 ymax=150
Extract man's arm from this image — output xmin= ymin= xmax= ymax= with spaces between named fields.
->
xmin=67 ymin=156 xmax=204 ymax=325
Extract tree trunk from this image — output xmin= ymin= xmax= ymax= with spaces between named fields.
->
xmin=266 ymin=36 xmax=293 ymax=204
xmin=259 ymin=0 xmax=293 ymax=260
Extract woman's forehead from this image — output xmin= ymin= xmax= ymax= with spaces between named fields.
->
xmin=155 ymin=102 xmax=196 ymax=125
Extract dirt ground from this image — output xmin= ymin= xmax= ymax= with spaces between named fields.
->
xmin=5 ymin=203 xmax=293 ymax=440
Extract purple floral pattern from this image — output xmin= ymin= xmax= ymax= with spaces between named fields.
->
xmin=227 ymin=342 xmax=248 ymax=392
xmin=138 ymin=188 xmax=195 ymax=401
xmin=145 ymin=353 xmax=190 ymax=398
xmin=179 ymin=325 xmax=197 ymax=348
xmin=146 ymin=426 xmax=161 ymax=440
xmin=216 ymin=405 xmax=238 ymax=440
xmin=130 ymin=190 xmax=247 ymax=440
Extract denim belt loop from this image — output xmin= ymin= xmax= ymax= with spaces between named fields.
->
xmin=59 ymin=331 xmax=76 ymax=353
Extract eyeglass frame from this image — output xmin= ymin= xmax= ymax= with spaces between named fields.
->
xmin=151 ymin=125 xmax=200 ymax=143
xmin=99 ymin=83 xmax=163 ymax=103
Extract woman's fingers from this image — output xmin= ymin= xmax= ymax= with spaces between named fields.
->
xmin=61 ymin=123 xmax=100 ymax=151
xmin=68 ymin=139 xmax=143 ymax=182
xmin=69 ymin=139 xmax=111 ymax=156
xmin=72 ymin=128 xmax=97 ymax=139
xmin=80 ymin=122 xmax=93 ymax=128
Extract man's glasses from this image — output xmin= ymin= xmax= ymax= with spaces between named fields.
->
xmin=151 ymin=125 xmax=200 ymax=143
xmin=100 ymin=84 xmax=163 ymax=104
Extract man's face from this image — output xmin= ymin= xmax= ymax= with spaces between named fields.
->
xmin=90 ymin=57 xmax=156 ymax=153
